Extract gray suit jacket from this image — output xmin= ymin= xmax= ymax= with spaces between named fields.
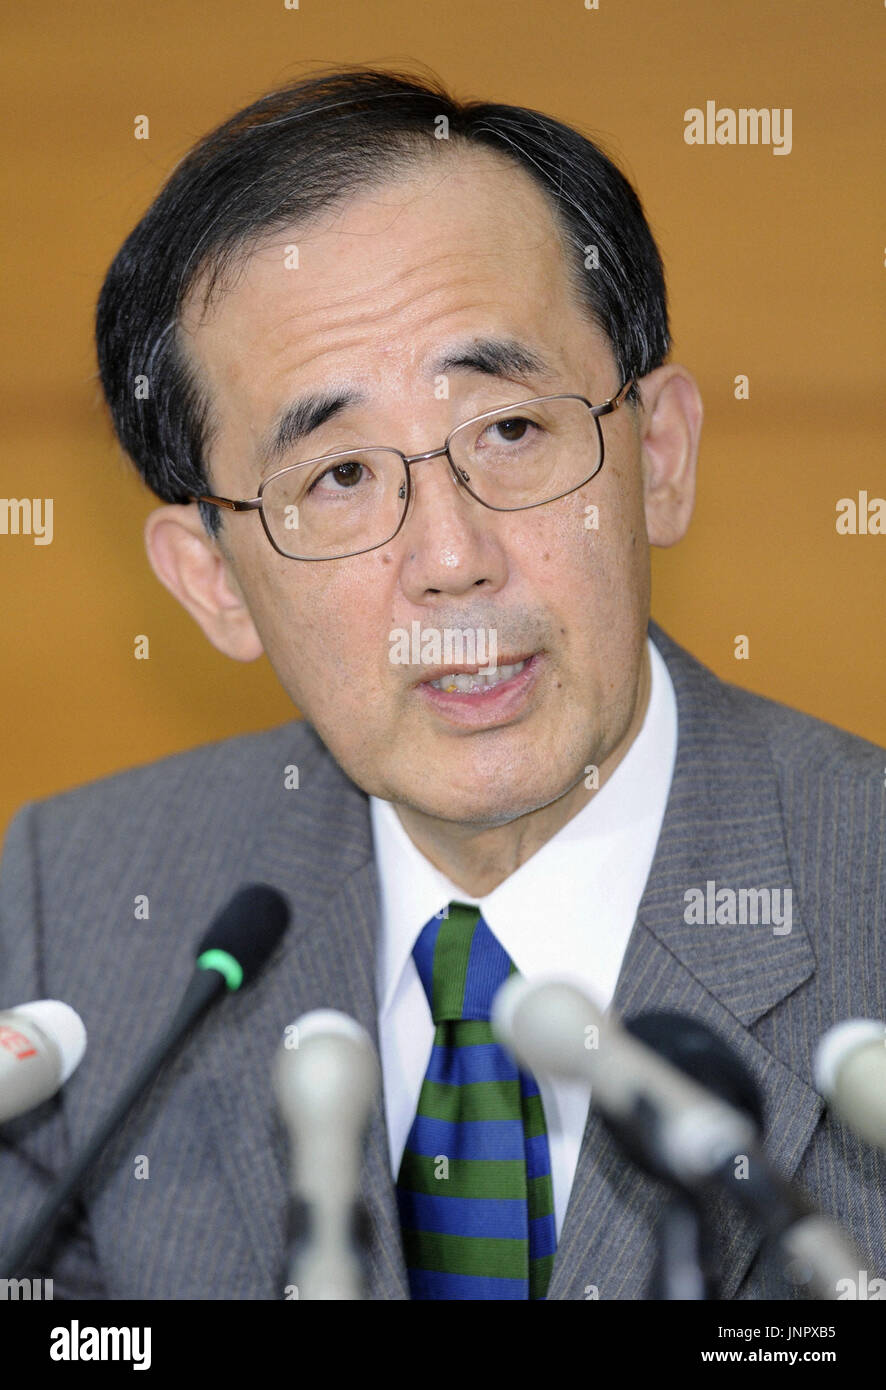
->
xmin=1 ymin=622 xmax=884 ymax=1300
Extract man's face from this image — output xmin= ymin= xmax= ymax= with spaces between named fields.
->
xmin=176 ymin=149 xmax=665 ymax=828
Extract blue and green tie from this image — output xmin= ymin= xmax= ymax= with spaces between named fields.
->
xmin=396 ymin=902 xmax=557 ymax=1299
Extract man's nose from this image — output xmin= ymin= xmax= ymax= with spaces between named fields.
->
xmin=395 ymin=449 xmax=508 ymax=599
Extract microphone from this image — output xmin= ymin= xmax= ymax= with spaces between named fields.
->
xmin=0 ymin=1001 xmax=87 ymax=1123
xmin=2 ymin=883 xmax=289 ymax=1278
xmin=620 ymin=1011 xmax=766 ymax=1301
xmin=273 ymin=1009 xmax=379 ymax=1300
xmin=492 ymin=978 xmax=756 ymax=1184
xmin=623 ymin=1009 xmax=875 ymax=1299
xmin=625 ymin=1013 xmax=766 ymax=1126
xmin=615 ymin=1011 xmax=766 ymax=1184
xmin=492 ymin=979 xmax=866 ymax=1298
xmin=815 ymin=1019 xmax=886 ymax=1151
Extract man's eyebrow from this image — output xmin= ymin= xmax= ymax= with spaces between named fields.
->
xmin=431 ymin=336 xmax=555 ymax=382
xmin=258 ymin=338 xmax=555 ymax=466
xmin=259 ymin=388 xmax=367 ymax=467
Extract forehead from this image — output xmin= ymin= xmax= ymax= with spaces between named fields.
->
xmin=177 ymin=147 xmax=610 ymax=457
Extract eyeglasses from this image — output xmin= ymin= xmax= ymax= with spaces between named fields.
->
xmin=194 ymin=380 xmax=633 ymax=561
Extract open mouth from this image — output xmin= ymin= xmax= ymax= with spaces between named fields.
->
xmin=414 ymin=653 xmax=543 ymax=728
xmin=425 ymin=657 xmax=530 ymax=695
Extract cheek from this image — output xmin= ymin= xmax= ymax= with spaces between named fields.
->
xmin=583 ymin=460 xmax=648 ymax=589
xmin=238 ymin=552 xmax=394 ymax=707
xmin=530 ymin=478 xmax=645 ymax=604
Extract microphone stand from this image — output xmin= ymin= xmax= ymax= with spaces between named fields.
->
xmin=649 ymin=1192 xmax=719 ymax=1300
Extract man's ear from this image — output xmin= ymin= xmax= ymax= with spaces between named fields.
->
xmin=635 ymin=364 xmax=703 ymax=547
xmin=144 ymin=504 xmax=264 ymax=661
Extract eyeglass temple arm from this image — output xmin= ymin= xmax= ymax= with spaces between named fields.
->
xmin=590 ymin=379 xmax=634 ymax=418
xmin=194 ymin=494 xmax=262 ymax=510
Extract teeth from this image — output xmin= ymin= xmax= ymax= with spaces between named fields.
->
xmin=429 ymin=659 xmax=527 ymax=693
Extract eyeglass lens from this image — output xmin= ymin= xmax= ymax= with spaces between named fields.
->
xmin=260 ymin=397 xmax=602 ymax=559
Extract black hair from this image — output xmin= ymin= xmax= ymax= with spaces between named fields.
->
xmin=95 ymin=65 xmax=670 ymax=537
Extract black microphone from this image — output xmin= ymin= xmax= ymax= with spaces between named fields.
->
xmin=614 ymin=1011 xmax=766 ymax=1181
xmin=493 ymin=980 xmax=866 ymax=1299
xmin=1 ymin=883 xmax=289 ymax=1278
xmin=619 ymin=1012 xmax=765 ymax=1300
xmin=620 ymin=1010 xmax=867 ymax=1300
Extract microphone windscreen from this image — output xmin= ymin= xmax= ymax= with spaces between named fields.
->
xmin=814 ymin=1019 xmax=884 ymax=1099
xmin=197 ymin=884 xmax=290 ymax=986
xmin=11 ymin=1001 xmax=87 ymax=1083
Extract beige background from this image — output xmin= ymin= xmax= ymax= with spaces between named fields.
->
xmin=2 ymin=0 xmax=884 ymax=839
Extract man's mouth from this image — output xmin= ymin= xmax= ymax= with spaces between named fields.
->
xmin=414 ymin=652 xmax=544 ymax=728
xmin=425 ymin=657 xmax=530 ymax=695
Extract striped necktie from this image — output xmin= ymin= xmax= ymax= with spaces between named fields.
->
xmin=396 ymin=902 xmax=557 ymax=1299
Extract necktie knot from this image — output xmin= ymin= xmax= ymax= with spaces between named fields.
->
xmin=413 ymin=902 xmax=514 ymax=1024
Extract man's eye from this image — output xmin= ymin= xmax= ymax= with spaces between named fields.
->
xmin=310 ymin=460 xmax=367 ymax=492
xmin=492 ymin=416 xmax=531 ymax=442
xmin=483 ymin=415 xmax=545 ymax=447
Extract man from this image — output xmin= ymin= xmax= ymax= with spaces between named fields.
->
xmin=1 ymin=67 xmax=883 ymax=1301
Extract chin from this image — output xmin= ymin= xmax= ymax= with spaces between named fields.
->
xmin=393 ymin=766 xmax=575 ymax=829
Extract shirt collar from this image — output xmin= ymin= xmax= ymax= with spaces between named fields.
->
xmin=371 ymin=634 xmax=677 ymax=1016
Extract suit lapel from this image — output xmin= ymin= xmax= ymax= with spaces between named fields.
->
xmin=547 ymin=623 xmax=822 ymax=1299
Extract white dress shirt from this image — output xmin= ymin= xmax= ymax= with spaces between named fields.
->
xmin=370 ymin=635 xmax=678 ymax=1237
